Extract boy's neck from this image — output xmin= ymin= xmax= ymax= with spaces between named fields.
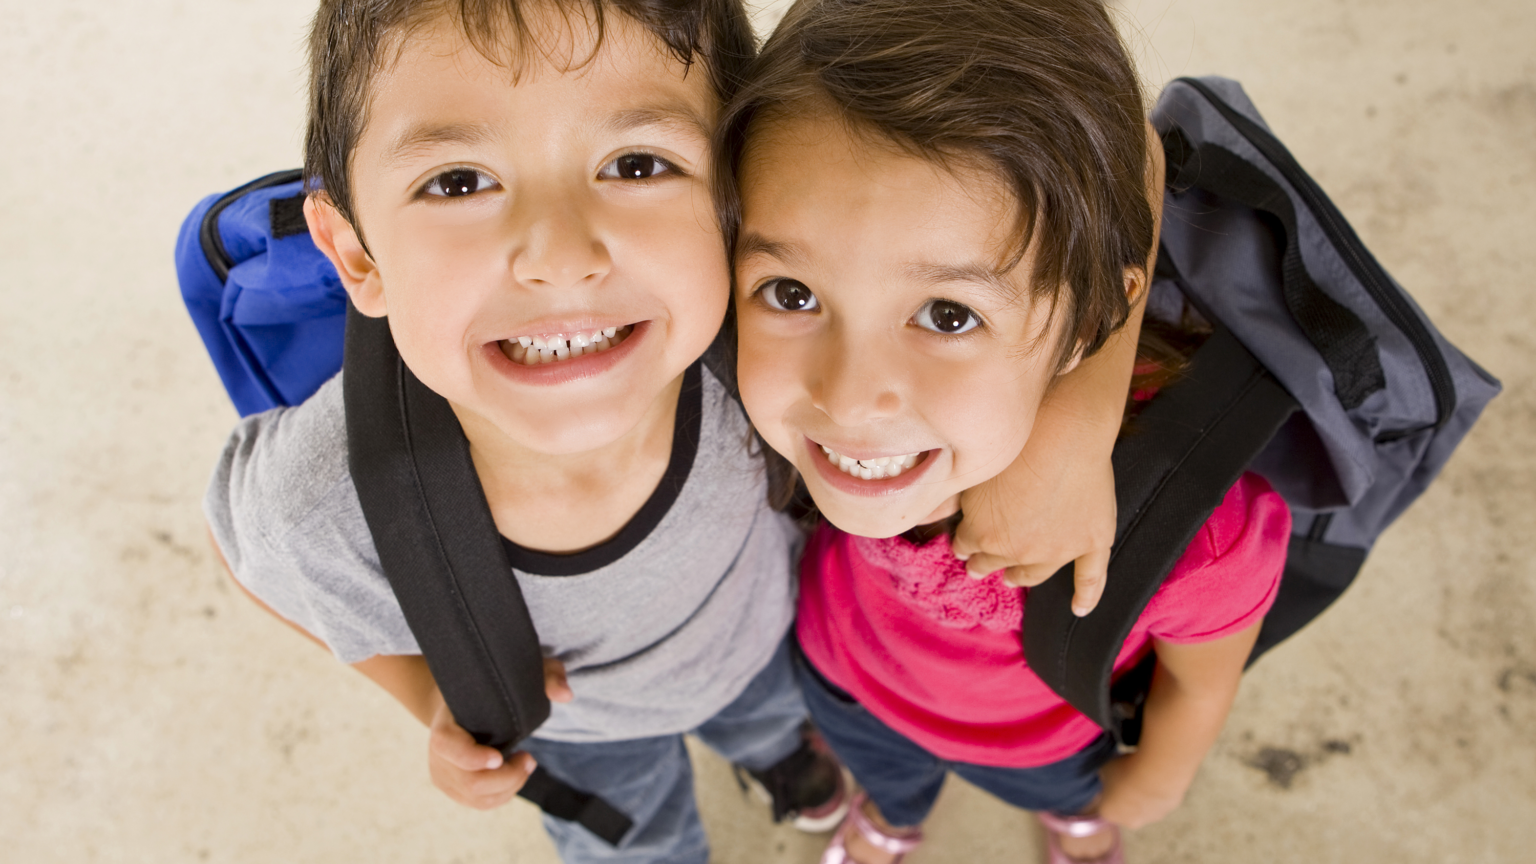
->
xmin=452 ymin=371 xmax=688 ymax=556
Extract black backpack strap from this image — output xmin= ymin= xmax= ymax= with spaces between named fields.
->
xmin=1161 ymin=123 xmax=1385 ymax=412
xmin=342 ymin=306 xmax=633 ymax=846
xmin=1022 ymin=326 xmax=1298 ymax=749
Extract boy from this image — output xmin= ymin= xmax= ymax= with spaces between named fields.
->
xmin=207 ymin=2 xmax=845 ymax=862
xmin=205 ymin=0 xmax=1144 ymax=861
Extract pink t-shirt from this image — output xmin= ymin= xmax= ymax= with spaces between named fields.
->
xmin=796 ymin=473 xmax=1290 ymax=768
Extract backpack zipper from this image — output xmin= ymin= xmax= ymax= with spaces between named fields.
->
xmin=199 ymin=168 xmax=304 ymax=283
xmin=1173 ymin=78 xmax=1456 ymax=434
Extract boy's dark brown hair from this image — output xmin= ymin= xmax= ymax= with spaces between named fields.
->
xmin=715 ymin=0 xmax=1154 ymax=368
xmin=306 ymin=0 xmax=756 ymax=227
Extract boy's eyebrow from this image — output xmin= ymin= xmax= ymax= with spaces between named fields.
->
xmin=599 ymin=106 xmax=712 ymax=141
xmin=382 ymin=121 xmax=500 ymax=167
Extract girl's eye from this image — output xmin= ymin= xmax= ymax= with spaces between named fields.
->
xmin=915 ymin=300 xmax=980 ymax=335
xmin=599 ymin=154 xmax=675 ymax=181
xmin=423 ymin=168 xmax=500 ymax=198
xmin=758 ymin=279 xmax=819 ymax=313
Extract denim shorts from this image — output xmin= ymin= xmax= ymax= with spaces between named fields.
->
xmin=521 ymin=636 xmax=808 ymax=864
xmin=795 ymin=644 xmax=1116 ymax=828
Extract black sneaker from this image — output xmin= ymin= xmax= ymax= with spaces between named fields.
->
xmin=734 ymin=727 xmax=852 ymax=833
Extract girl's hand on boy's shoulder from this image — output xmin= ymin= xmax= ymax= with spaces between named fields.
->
xmin=952 ymin=450 xmax=1114 ymax=616
xmin=425 ymin=658 xmax=573 ymax=809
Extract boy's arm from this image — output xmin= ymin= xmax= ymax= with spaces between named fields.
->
xmin=953 ymin=120 xmax=1165 ymax=614
xmin=207 ymin=524 xmax=552 ymax=809
xmin=1095 ymin=622 xmax=1261 ymax=829
xmin=351 ymin=653 xmax=552 ymax=811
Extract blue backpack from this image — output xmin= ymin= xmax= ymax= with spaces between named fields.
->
xmin=176 ymin=77 xmax=1499 ymax=759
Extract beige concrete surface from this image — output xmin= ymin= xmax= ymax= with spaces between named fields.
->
xmin=1 ymin=0 xmax=1532 ymax=861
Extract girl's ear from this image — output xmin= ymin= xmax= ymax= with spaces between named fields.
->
xmin=305 ymin=194 xmax=387 ymax=318
xmin=1055 ymin=342 xmax=1085 ymax=377
xmin=1123 ymin=265 xmax=1148 ymax=307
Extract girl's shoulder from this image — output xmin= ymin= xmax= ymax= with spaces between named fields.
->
xmin=1139 ymin=473 xmax=1292 ymax=644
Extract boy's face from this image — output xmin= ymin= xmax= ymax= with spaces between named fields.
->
xmin=320 ymin=11 xmax=727 ymax=456
xmin=734 ymin=114 xmax=1075 ymax=539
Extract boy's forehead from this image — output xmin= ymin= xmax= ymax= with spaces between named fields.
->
xmin=358 ymin=9 xmax=715 ymax=157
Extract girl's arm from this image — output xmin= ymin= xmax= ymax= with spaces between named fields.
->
xmin=1096 ymin=622 xmax=1261 ymax=829
xmin=953 ymin=120 xmax=1165 ymax=614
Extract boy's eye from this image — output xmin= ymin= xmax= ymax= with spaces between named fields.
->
xmin=915 ymin=300 xmax=980 ymax=335
xmin=758 ymin=279 xmax=819 ymax=313
xmin=599 ymin=154 xmax=675 ymax=181
xmin=423 ymin=168 xmax=500 ymax=198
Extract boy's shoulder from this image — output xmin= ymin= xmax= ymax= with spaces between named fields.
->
xmin=205 ymin=372 xmax=418 ymax=662
xmin=209 ymin=373 xmax=357 ymax=540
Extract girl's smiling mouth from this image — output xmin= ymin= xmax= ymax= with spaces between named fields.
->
xmin=806 ymin=437 xmax=937 ymax=496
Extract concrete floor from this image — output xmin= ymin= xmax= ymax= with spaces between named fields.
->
xmin=1 ymin=0 xmax=1532 ymax=861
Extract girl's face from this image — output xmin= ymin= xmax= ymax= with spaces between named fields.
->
xmin=734 ymin=113 xmax=1077 ymax=539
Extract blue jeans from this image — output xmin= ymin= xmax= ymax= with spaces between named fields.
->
xmin=796 ymin=647 xmax=1116 ymax=828
xmin=521 ymin=636 xmax=806 ymax=864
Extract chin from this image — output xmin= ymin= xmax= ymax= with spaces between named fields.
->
xmin=809 ymin=495 xmax=921 ymax=540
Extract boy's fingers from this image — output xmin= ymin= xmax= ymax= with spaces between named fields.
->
xmin=430 ymin=714 xmax=504 ymax=771
xmin=1070 ymin=547 xmax=1110 ymax=616
xmin=543 ymin=657 xmax=574 ymax=703
xmin=464 ymin=752 xmax=538 ymax=802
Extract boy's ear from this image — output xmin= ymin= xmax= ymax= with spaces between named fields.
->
xmin=305 ymin=194 xmax=387 ymax=318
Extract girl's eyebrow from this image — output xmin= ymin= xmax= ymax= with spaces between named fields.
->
xmin=904 ymin=262 xmax=1021 ymax=303
xmin=735 ymin=232 xmax=809 ymax=269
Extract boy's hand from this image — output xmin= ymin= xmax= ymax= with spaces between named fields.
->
xmin=952 ymin=451 xmax=1114 ymax=616
xmin=1094 ymin=755 xmax=1186 ymax=830
xmin=426 ymin=658 xmax=574 ymax=809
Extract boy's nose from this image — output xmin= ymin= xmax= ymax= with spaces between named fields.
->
xmin=510 ymin=199 xmax=611 ymax=289
xmin=809 ymin=329 xmax=903 ymax=428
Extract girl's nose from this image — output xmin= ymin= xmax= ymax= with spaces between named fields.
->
xmin=810 ymin=330 xmax=903 ymax=428
xmin=510 ymin=197 xmax=612 ymax=290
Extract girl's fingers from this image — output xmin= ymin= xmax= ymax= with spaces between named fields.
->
xmin=1070 ymin=547 xmax=1111 ymax=616
xmin=962 ymin=552 xmax=1013 ymax=580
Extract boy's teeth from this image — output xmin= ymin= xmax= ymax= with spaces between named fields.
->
xmin=819 ymin=445 xmax=923 ymax=480
xmin=502 ymin=325 xmax=633 ymax=367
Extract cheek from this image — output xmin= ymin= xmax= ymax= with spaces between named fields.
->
xmin=919 ymin=362 xmax=1044 ymax=463
xmin=734 ymin=313 xmax=800 ymax=440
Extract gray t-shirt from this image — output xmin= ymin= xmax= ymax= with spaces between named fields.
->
xmin=205 ymin=365 xmax=800 ymax=743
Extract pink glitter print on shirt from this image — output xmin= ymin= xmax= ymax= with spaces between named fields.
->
xmin=850 ymin=533 xmax=1022 ymax=632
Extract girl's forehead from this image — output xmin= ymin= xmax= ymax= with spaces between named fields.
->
xmin=738 ymin=111 xmax=1020 ymax=266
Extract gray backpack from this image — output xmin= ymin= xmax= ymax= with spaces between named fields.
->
xmin=1024 ymin=77 xmax=1502 ymax=748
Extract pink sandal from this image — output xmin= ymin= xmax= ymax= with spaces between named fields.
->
xmin=820 ymin=793 xmax=924 ymax=864
xmin=1037 ymin=812 xmax=1125 ymax=864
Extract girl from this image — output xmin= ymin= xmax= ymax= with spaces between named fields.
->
xmin=715 ymin=1 xmax=1292 ymax=861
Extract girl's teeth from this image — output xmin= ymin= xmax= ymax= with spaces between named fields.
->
xmin=820 ymin=445 xmax=924 ymax=480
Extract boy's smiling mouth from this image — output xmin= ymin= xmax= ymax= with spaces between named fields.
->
xmin=498 ymin=324 xmax=635 ymax=366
